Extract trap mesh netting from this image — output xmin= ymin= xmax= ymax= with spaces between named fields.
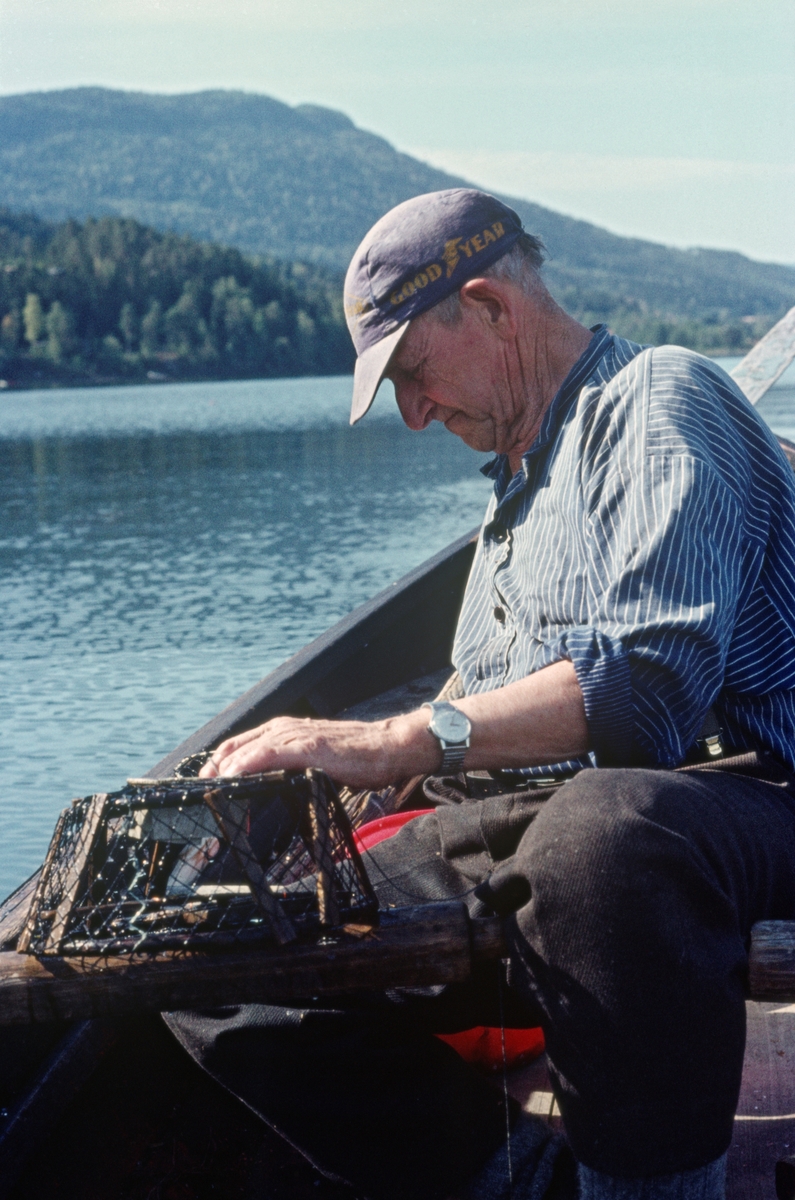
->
xmin=19 ymin=764 xmax=379 ymax=958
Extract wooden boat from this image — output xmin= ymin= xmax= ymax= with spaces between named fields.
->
xmin=2 ymin=313 xmax=795 ymax=1198
xmin=0 ymin=529 xmax=484 ymax=1200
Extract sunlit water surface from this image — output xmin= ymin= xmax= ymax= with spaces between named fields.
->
xmin=1 ymin=362 xmax=794 ymax=896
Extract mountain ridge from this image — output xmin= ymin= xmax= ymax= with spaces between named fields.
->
xmin=1 ymin=87 xmax=793 ymax=339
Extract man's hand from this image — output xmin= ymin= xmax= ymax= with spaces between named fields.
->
xmin=199 ymin=711 xmax=439 ymax=787
xmin=199 ymin=659 xmax=590 ymax=787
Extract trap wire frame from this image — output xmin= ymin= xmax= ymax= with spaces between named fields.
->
xmin=18 ymin=767 xmax=378 ymax=958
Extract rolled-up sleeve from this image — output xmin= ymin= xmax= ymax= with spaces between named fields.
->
xmin=556 ymin=454 xmax=747 ymax=767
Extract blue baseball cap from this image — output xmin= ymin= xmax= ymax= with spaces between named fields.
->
xmin=344 ymin=188 xmax=525 ymax=424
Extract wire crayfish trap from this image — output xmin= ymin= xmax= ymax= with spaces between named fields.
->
xmin=18 ymin=766 xmax=378 ymax=958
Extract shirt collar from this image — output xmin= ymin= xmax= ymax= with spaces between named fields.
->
xmin=480 ymin=324 xmax=613 ymax=499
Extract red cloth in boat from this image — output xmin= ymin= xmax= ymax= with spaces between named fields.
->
xmin=354 ymin=809 xmax=545 ymax=1070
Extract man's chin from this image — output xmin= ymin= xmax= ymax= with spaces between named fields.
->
xmin=443 ymin=417 xmax=494 ymax=453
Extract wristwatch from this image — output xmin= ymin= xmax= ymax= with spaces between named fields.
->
xmin=422 ymin=701 xmax=472 ymax=772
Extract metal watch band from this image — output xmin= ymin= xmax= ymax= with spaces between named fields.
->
xmin=438 ymin=742 xmax=468 ymax=773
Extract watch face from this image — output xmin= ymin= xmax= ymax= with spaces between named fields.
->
xmin=430 ymin=705 xmax=471 ymax=743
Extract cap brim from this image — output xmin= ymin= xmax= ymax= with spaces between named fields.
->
xmin=349 ymin=322 xmax=410 ymax=425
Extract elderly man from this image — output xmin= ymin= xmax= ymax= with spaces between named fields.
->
xmin=169 ymin=190 xmax=795 ymax=1200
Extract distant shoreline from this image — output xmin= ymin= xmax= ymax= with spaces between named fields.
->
xmin=0 ymin=349 xmax=745 ymax=394
xmin=0 ymin=364 xmax=353 ymax=393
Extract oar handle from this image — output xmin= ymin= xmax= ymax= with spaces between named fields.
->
xmin=731 ymin=305 xmax=795 ymax=406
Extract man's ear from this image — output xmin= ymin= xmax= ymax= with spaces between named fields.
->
xmin=458 ymin=277 xmax=516 ymax=338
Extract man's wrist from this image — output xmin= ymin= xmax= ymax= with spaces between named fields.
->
xmin=380 ymin=710 xmax=446 ymax=773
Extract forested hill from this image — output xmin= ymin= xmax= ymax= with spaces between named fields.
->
xmin=0 ymin=208 xmax=786 ymax=392
xmin=1 ymin=88 xmax=794 ymax=333
xmin=0 ymin=211 xmax=353 ymax=388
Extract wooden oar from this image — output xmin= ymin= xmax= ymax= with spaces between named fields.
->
xmin=0 ymin=903 xmax=506 ymax=1025
xmin=731 ymin=304 xmax=795 ymax=406
xmin=750 ymin=922 xmax=795 ymax=999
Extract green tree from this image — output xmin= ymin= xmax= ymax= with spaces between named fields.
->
xmin=118 ymin=302 xmax=138 ymax=350
xmin=45 ymin=301 xmax=76 ymax=362
xmin=140 ymin=299 xmax=163 ymax=356
xmin=295 ymin=309 xmax=317 ymax=372
xmin=164 ymin=286 xmax=208 ymax=357
xmin=23 ymin=293 xmax=44 ymax=346
xmin=0 ymin=308 xmax=21 ymax=350
xmin=101 ymin=334 xmax=124 ymax=363
xmin=210 ymin=276 xmax=259 ymax=365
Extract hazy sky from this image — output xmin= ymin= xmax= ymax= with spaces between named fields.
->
xmin=1 ymin=0 xmax=793 ymax=263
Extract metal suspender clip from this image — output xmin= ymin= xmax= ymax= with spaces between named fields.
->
xmin=697 ymin=708 xmax=725 ymax=760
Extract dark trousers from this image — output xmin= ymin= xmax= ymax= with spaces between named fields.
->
xmin=166 ymin=765 xmax=795 ymax=1198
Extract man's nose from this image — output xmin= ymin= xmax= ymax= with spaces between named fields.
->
xmin=394 ymin=382 xmax=435 ymax=431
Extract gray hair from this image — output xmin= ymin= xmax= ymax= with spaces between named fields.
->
xmin=429 ymin=233 xmax=546 ymax=326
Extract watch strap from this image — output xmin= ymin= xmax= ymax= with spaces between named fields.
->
xmin=438 ymin=742 xmax=468 ymax=773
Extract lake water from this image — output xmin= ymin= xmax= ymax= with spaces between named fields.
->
xmin=2 ymin=361 xmax=794 ymax=898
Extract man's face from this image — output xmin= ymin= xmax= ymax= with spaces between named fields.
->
xmin=384 ymin=294 xmax=531 ymax=457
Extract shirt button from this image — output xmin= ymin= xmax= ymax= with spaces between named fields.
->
xmin=493 ymin=605 xmax=506 ymax=623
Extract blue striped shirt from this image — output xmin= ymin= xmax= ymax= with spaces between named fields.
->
xmin=452 ymin=325 xmax=795 ymax=772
